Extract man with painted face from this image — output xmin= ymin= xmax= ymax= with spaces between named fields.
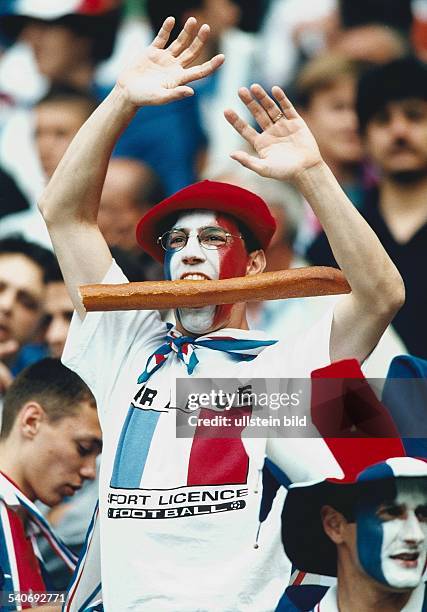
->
xmin=38 ymin=15 xmax=404 ymax=612
xmin=282 ymin=457 xmax=427 ymax=611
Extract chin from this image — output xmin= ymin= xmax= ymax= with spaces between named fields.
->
xmin=39 ymin=491 xmax=62 ymax=508
xmin=382 ymin=564 xmax=424 ymax=590
xmin=178 ymin=304 xmax=234 ymax=336
xmin=177 ymin=306 xmax=217 ymax=335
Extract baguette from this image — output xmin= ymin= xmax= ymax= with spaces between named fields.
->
xmin=79 ymin=267 xmax=350 ymax=312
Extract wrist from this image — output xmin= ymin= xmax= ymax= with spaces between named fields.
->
xmin=292 ymin=159 xmax=331 ymax=193
xmin=109 ymin=84 xmax=140 ymax=119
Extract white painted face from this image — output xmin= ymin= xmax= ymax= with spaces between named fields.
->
xmin=167 ymin=212 xmax=220 ymax=282
xmin=357 ymin=479 xmax=427 ymax=590
xmin=165 ymin=212 xmax=220 ymax=335
xmin=380 ymin=480 xmax=427 ymax=589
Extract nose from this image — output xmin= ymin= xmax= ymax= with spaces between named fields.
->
xmin=180 ymin=233 xmax=206 ymax=265
xmin=80 ymin=456 xmax=97 ymax=481
xmin=0 ymin=288 xmax=15 ymax=315
xmin=46 ymin=317 xmax=67 ymax=346
xmin=345 ymin=108 xmax=359 ymax=132
xmin=402 ymin=512 xmax=425 ymax=545
xmin=389 ymin=113 xmax=411 ymax=140
xmin=45 ymin=316 xmax=68 ymax=355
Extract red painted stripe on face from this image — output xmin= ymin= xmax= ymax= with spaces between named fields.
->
xmin=212 ymin=213 xmax=249 ymax=328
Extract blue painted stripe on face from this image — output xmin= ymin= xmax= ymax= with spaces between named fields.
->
xmin=356 ymin=503 xmax=387 ymax=586
xmin=163 ymin=249 xmax=173 ymax=280
xmin=355 ymin=466 xmax=395 ymax=588
xmin=110 ymin=406 xmax=160 ymax=488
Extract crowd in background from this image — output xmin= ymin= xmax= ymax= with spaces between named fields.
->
xmin=1 ymin=0 xmax=427 ymax=603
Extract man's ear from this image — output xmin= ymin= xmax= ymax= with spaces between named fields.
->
xmin=19 ymin=402 xmax=47 ymax=440
xmin=321 ymin=505 xmax=348 ymax=545
xmin=246 ymin=250 xmax=266 ymax=276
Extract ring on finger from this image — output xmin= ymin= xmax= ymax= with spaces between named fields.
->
xmin=272 ymin=112 xmax=284 ymax=123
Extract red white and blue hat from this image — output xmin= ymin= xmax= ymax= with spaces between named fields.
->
xmin=282 ymin=456 xmax=427 ymax=577
xmin=136 ymin=180 xmax=277 ymax=262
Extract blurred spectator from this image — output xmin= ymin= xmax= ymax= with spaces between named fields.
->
xmin=0 ymin=2 xmax=207 ymax=200
xmin=258 ymin=0 xmax=338 ymax=89
xmin=292 ymin=53 xmax=364 ymax=249
xmin=0 ymin=85 xmax=98 ymax=247
xmin=112 ymin=85 xmax=208 ymax=195
xmin=98 ymin=157 xmax=164 ymax=279
xmin=332 ymin=24 xmax=408 ymax=64
xmin=294 ymin=53 xmax=364 ymax=203
xmin=42 ymin=242 xmax=160 ymax=360
xmin=0 ymin=2 xmax=119 ymax=211
xmin=0 ymin=237 xmax=55 ymax=388
xmin=328 ymin=0 xmax=410 ymax=64
xmin=308 ymin=56 xmax=427 ymax=359
xmin=146 ymin=0 xmax=259 ymax=177
xmin=43 ymin=261 xmax=73 ymax=359
xmin=0 ymin=358 xmax=101 ymax=599
xmin=35 ymin=84 xmax=98 ymax=180
xmin=98 ymin=157 xmax=160 ymax=253
xmin=258 ymin=0 xmax=408 ymax=90
xmin=0 ymin=1 xmax=121 ymax=106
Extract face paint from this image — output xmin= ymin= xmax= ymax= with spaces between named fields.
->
xmin=356 ymin=479 xmax=427 ymax=590
xmin=163 ymin=211 xmax=249 ymax=334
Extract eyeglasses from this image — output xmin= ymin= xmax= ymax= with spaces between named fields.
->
xmin=157 ymin=226 xmax=243 ymax=252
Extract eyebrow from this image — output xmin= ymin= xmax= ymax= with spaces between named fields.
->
xmin=0 ymin=282 xmax=42 ymax=309
xmin=172 ymin=225 xmax=222 ymax=232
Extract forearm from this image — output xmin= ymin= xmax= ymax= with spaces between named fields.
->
xmin=294 ymin=161 xmax=404 ymax=311
xmin=38 ymin=86 xmax=136 ymax=226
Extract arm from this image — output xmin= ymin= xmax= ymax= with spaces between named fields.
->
xmin=38 ymin=17 xmax=224 ymax=319
xmin=224 ymin=84 xmax=405 ymax=363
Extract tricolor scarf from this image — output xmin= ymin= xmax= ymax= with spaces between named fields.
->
xmin=138 ymin=324 xmax=278 ymax=382
xmin=0 ymin=473 xmax=77 ymax=610
xmin=64 ymin=327 xmax=277 ymax=611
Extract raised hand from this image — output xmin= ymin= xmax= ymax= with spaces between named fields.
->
xmin=116 ymin=16 xmax=224 ymax=107
xmin=224 ymin=84 xmax=323 ymax=182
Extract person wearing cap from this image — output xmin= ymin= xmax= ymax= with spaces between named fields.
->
xmin=308 ymin=55 xmax=427 ymax=360
xmin=0 ymin=0 xmax=120 ymax=97
xmin=38 ymin=15 xmax=404 ymax=612
xmin=282 ymin=456 xmax=427 ymax=611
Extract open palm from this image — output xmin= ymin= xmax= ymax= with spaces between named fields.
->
xmin=117 ymin=17 xmax=224 ymax=107
xmin=224 ymin=84 xmax=322 ymax=181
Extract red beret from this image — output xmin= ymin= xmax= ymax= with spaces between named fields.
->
xmin=136 ymin=180 xmax=276 ymax=262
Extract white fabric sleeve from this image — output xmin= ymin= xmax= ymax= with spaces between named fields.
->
xmin=62 ymin=260 xmax=165 ymax=402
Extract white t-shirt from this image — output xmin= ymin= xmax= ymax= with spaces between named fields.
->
xmin=63 ymin=262 xmax=340 ymax=612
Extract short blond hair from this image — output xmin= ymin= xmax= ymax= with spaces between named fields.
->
xmin=294 ymin=53 xmax=361 ymax=109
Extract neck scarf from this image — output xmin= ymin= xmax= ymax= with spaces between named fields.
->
xmin=138 ymin=324 xmax=277 ymax=383
xmin=0 ymin=472 xmax=77 ymax=599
